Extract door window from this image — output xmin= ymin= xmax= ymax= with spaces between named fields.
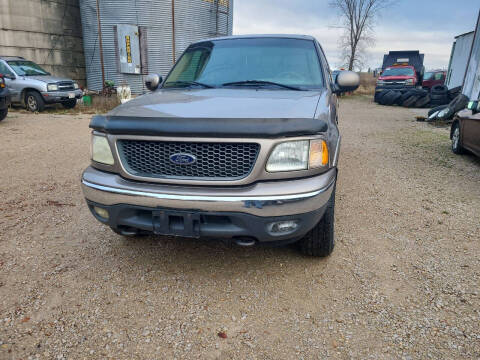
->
xmin=0 ymin=62 xmax=15 ymax=77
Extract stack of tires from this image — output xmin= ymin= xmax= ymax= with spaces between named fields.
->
xmin=430 ymin=85 xmax=450 ymax=106
xmin=375 ymin=88 xmax=431 ymax=108
xmin=427 ymin=94 xmax=469 ymax=122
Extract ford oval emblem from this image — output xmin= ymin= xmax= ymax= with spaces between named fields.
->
xmin=170 ymin=153 xmax=197 ymax=165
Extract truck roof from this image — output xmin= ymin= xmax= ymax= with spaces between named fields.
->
xmin=193 ymin=34 xmax=317 ymax=44
xmin=0 ymin=56 xmax=26 ymax=61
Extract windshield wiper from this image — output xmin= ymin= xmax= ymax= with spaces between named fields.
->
xmin=221 ymin=80 xmax=304 ymax=91
xmin=164 ymin=80 xmax=214 ymax=88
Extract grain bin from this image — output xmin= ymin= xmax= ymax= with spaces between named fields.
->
xmin=79 ymin=0 xmax=233 ymax=94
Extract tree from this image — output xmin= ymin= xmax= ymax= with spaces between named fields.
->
xmin=330 ymin=0 xmax=389 ymax=71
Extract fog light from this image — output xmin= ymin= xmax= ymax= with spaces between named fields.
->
xmin=268 ymin=220 xmax=299 ymax=235
xmin=93 ymin=206 xmax=109 ymax=219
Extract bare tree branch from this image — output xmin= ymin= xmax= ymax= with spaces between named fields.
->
xmin=330 ymin=0 xmax=390 ymax=71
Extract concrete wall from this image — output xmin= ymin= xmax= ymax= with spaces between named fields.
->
xmin=0 ymin=0 xmax=85 ymax=85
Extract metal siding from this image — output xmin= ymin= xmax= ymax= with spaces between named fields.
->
xmin=445 ymin=32 xmax=474 ymax=90
xmin=79 ymin=0 xmax=233 ymax=94
xmin=463 ymin=11 xmax=480 ymax=99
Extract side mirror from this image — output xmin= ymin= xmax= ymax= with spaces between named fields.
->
xmin=145 ymin=74 xmax=162 ymax=91
xmin=335 ymin=71 xmax=360 ymax=93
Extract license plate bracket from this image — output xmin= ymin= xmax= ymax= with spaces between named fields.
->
xmin=152 ymin=210 xmax=201 ymax=238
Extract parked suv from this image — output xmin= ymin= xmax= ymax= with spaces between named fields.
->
xmin=422 ymin=70 xmax=446 ymax=90
xmin=81 ymin=35 xmax=359 ymax=257
xmin=0 ymin=56 xmax=83 ymax=112
xmin=0 ymin=75 xmax=10 ymax=121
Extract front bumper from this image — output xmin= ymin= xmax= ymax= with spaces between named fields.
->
xmin=41 ymin=89 xmax=83 ymax=103
xmin=81 ymin=166 xmax=336 ymax=242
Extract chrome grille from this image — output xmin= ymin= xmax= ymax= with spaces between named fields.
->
xmin=117 ymin=140 xmax=260 ymax=180
xmin=57 ymin=81 xmax=75 ymax=90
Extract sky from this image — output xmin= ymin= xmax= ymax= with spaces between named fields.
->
xmin=233 ymin=0 xmax=479 ymax=71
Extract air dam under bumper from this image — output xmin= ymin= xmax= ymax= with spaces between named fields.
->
xmin=81 ymin=166 xmax=336 ymax=242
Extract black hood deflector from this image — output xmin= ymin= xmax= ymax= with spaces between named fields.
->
xmin=90 ymin=115 xmax=328 ymax=138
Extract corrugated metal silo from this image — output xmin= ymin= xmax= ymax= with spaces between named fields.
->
xmin=79 ymin=0 xmax=233 ymax=94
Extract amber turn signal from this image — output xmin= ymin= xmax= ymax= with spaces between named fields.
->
xmin=309 ymin=140 xmax=329 ymax=168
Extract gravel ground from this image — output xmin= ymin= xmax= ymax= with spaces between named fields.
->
xmin=0 ymin=98 xmax=479 ymax=359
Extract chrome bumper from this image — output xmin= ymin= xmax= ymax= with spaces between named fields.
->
xmin=81 ymin=166 xmax=336 ymax=217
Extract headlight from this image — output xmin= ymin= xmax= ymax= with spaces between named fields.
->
xmin=47 ymin=83 xmax=58 ymax=91
xmin=92 ymin=135 xmax=114 ymax=165
xmin=266 ymin=140 xmax=329 ymax=172
xmin=376 ymin=80 xmax=386 ymax=86
xmin=74 ymin=82 xmax=79 ymax=89
xmin=405 ymin=78 xmax=414 ymax=85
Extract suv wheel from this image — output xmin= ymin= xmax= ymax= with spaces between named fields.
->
xmin=25 ymin=91 xmax=45 ymax=112
xmin=298 ymin=186 xmax=335 ymax=257
xmin=62 ymin=99 xmax=77 ymax=109
xmin=451 ymin=122 xmax=464 ymax=154
xmin=0 ymin=108 xmax=7 ymax=122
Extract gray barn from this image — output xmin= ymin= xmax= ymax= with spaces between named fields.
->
xmin=79 ymin=0 xmax=233 ymax=94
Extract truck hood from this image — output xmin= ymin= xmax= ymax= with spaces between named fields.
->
xmin=25 ymin=75 xmax=74 ymax=83
xmin=379 ymin=75 xmax=415 ymax=81
xmin=93 ymin=88 xmax=328 ymax=138
xmin=108 ymin=88 xmax=322 ymax=118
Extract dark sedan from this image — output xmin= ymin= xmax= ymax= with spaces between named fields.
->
xmin=451 ymin=100 xmax=480 ymax=157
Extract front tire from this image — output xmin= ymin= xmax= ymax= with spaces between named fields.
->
xmin=451 ymin=122 xmax=464 ymax=154
xmin=298 ymin=187 xmax=335 ymax=257
xmin=0 ymin=108 xmax=7 ymax=121
xmin=25 ymin=91 xmax=45 ymax=112
xmin=62 ymin=99 xmax=77 ymax=109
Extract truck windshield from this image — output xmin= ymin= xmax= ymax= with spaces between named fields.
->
xmin=423 ymin=72 xmax=434 ymax=80
xmin=164 ymin=38 xmax=324 ymax=90
xmin=7 ymin=61 xmax=50 ymax=76
xmin=382 ymin=67 xmax=415 ymax=77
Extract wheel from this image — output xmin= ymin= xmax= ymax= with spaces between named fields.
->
xmin=431 ymin=84 xmax=448 ymax=95
xmin=381 ymin=90 xmax=398 ymax=106
xmin=402 ymin=95 xmax=418 ymax=108
xmin=415 ymin=95 xmax=431 ymax=108
xmin=25 ymin=91 xmax=45 ymax=112
xmin=400 ymin=90 xmax=416 ymax=103
xmin=0 ymin=108 xmax=7 ymax=121
xmin=62 ymin=99 xmax=77 ymax=109
xmin=428 ymin=105 xmax=448 ymax=117
xmin=451 ymin=122 xmax=464 ymax=154
xmin=375 ymin=90 xmax=389 ymax=104
xmin=391 ymin=91 xmax=403 ymax=105
xmin=298 ymin=187 xmax=335 ymax=257
xmin=451 ymin=94 xmax=469 ymax=113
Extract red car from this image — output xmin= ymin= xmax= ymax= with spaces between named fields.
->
xmin=422 ymin=70 xmax=446 ymax=90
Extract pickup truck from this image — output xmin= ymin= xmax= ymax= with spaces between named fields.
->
xmin=81 ymin=35 xmax=359 ymax=257
xmin=374 ymin=51 xmax=425 ymax=101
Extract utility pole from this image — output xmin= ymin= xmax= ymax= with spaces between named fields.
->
xmin=96 ymin=0 xmax=106 ymax=91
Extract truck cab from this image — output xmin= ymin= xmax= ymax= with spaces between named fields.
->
xmin=376 ymin=65 xmax=418 ymax=88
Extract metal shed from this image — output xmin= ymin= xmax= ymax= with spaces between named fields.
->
xmin=463 ymin=10 xmax=480 ymax=100
xmin=79 ymin=0 xmax=233 ymax=94
xmin=445 ymin=31 xmax=474 ymax=90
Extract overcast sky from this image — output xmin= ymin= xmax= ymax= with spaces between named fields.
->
xmin=233 ymin=1 xmax=479 ymax=71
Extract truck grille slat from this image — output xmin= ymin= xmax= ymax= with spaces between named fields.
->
xmin=117 ymin=140 xmax=260 ymax=180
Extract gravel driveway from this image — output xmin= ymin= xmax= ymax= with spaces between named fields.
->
xmin=1 ymin=98 xmax=479 ymax=359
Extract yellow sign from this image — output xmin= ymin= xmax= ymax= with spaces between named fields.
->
xmin=203 ymin=0 xmax=229 ymax=7
xmin=125 ymin=35 xmax=132 ymax=63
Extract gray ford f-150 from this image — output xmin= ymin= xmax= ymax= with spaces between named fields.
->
xmin=81 ymin=35 xmax=359 ymax=257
